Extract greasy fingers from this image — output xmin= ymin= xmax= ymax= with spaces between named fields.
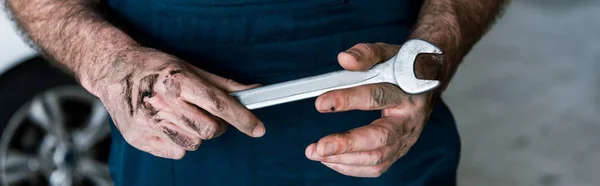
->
xmin=306 ymin=144 xmax=395 ymax=166
xmin=156 ymin=121 xmax=202 ymax=151
xmin=100 ymin=49 xmax=265 ymax=160
xmin=337 ymin=43 xmax=399 ymax=71
xmin=316 ymin=83 xmax=404 ymax=112
xmin=144 ymin=70 xmax=225 ymax=141
xmin=160 ymin=65 xmax=264 ymax=138
xmin=211 ymin=116 xmax=230 ymax=138
xmin=314 ymin=118 xmax=398 ymax=156
xmin=180 ymin=82 xmax=265 ymax=138
xmin=307 ymin=138 xmax=394 ymax=178
xmin=176 ymin=101 xmax=226 ymax=140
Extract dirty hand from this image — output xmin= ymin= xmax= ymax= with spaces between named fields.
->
xmin=305 ymin=43 xmax=436 ymax=177
xmin=94 ymin=48 xmax=265 ymax=159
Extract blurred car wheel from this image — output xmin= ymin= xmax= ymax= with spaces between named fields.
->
xmin=0 ymin=57 xmax=112 ymax=186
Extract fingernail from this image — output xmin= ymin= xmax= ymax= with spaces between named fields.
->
xmin=323 ymin=142 xmax=337 ymax=156
xmin=306 ymin=144 xmax=320 ymax=160
xmin=252 ymin=122 xmax=266 ymax=137
xmin=305 ymin=147 xmax=312 ymax=159
xmin=316 ymin=95 xmax=334 ymax=112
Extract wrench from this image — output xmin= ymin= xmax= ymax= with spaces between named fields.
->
xmin=230 ymin=39 xmax=443 ymax=110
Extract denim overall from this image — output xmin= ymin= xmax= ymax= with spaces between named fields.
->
xmin=101 ymin=0 xmax=461 ymax=185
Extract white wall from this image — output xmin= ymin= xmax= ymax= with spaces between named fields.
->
xmin=0 ymin=9 xmax=36 ymax=75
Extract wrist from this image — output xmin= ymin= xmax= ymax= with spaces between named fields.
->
xmin=58 ymin=19 xmax=142 ymax=92
xmin=78 ymin=44 xmax=142 ymax=98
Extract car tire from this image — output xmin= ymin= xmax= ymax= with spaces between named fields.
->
xmin=0 ymin=56 xmax=77 ymax=123
xmin=0 ymin=56 xmax=112 ymax=186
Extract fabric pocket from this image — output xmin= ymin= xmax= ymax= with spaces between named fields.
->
xmin=155 ymin=0 xmax=346 ymax=18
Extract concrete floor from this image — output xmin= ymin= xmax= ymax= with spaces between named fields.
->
xmin=444 ymin=0 xmax=600 ymax=185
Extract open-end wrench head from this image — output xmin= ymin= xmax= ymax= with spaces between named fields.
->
xmin=393 ymin=39 xmax=443 ymax=94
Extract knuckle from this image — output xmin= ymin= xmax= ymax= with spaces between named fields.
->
xmin=326 ymin=91 xmax=345 ymax=110
xmin=215 ymin=126 xmax=227 ymax=137
xmin=199 ymin=123 xmax=218 ymax=140
xmin=372 ymin=126 xmax=391 ymax=146
xmin=224 ymin=78 xmax=237 ymax=86
xmin=365 ymin=151 xmax=384 ymax=166
xmin=362 ymin=151 xmax=380 ymax=166
xmin=211 ymin=101 xmax=226 ymax=113
xmin=369 ymin=86 xmax=387 ymax=108
xmin=372 ymin=151 xmax=386 ymax=165
xmin=363 ymin=43 xmax=381 ymax=61
xmin=386 ymin=146 xmax=399 ymax=159
xmin=355 ymin=43 xmax=370 ymax=51
xmin=190 ymin=139 xmax=202 ymax=150
xmin=359 ymin=43 xmax=375 ymax=54
xmin=187 ymin=137 xmax=202 ymax=150
xmin=339 ymin=92 xmax=353 ymax=110
xmin=204 ymin=89 xmax=228 ymax=113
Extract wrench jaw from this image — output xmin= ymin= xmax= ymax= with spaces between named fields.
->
xmin=393 ymin=39 xmax=443 ymax=94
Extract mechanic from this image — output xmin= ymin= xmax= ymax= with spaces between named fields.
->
xmin=5 ymin=0 xmax=507 ymax=185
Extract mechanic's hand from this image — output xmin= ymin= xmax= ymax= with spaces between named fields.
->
xmin=95 ymin=47 xmax=265 ymax=159
xmin=305 ymin=43 xmax=436 ymax=177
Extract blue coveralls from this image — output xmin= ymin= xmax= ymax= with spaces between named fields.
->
xmin=101 ymin=0 xmax=461 ymax=185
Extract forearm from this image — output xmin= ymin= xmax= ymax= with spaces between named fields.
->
xmin=4 ymin=0 xmax=139 ymax=91
xmin=410 ymin=0 xmax=509 ymax=93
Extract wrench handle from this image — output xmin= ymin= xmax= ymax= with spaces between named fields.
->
xmin=230 ymin=70 xmax=379 ymax=110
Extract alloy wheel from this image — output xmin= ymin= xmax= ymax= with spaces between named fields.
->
xmin=0 ymin=86 xmax=112 ymax=186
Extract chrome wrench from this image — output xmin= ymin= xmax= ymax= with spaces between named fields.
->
xmin=230 ymin=39 xmax=443 ymax=110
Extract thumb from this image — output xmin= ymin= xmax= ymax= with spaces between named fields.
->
xmin=337 ymin=43 xmax=399 ymax=71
